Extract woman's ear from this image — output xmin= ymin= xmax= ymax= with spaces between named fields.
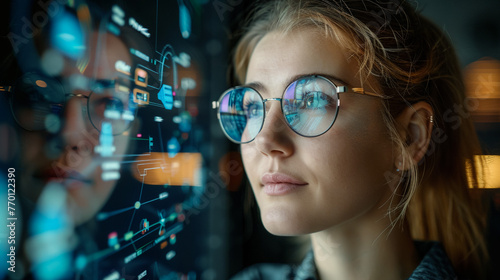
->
xmin=395 ymin=101 xmax=434 ymax=170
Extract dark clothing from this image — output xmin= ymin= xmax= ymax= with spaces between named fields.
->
xmin=231 ymin=241 xmax=456 ymax=280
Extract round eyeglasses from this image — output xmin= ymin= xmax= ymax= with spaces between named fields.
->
xmin=213 ymin=75 xmax=385 ymax=144
xmin=1 ymin=72 xmax=137 ymax=136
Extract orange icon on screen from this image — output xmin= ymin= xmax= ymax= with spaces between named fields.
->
xmin=140 ymin=218 xmax=149 ymax=234
xmin=135 ymin=68 xmax=148 ymax=87
xmin=131 ymin=152 xmax=202 ymax=186
xmin=133 ymin=88 xmax=150 ymax=105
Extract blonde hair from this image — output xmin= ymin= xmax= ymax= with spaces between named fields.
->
xmin=232 ymin=0 xmax=489 ymax=278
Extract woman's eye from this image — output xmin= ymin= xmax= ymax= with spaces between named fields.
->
xmin=248 ymin=106 xmax=259 ymax=117
xmin=94 ymin=97 xmax=124 ymax=114
xmin=251 ymin=107 xmax=258 ymax=116
xmin=244 ymin=102 xmax=262 ymax=118
xmin=302 ymin=92 xmax=328 ymax=109
xmin=305 ymin=95 xmax=316 ymax=108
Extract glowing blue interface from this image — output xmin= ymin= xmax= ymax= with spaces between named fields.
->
xmin=1 ymin=0 xmax=232 ymax=279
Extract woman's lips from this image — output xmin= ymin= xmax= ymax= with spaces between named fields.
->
xmin=35 ymin=166 xmax=92 ymax=189
xmin=261 ymin=173 xmax=308 ymax=195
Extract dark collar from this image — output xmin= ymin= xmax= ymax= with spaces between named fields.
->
xmin=291 ymin=241 xmax=456 ymax=280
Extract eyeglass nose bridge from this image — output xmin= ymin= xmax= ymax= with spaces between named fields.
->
xmin=261 ymin=97 xmax=284 ymax=120
xmin=65 ymin=93 xmax=89 ymax=99
xmin=262 ymin=97 xmax=282 ymax=110
xmin=64 ymin=92 xmax=91 ymax=117
xmin=263 ymin=98 xmax=282 ymax=102
xmin=259 ymin=97 xmax=292 ymax=136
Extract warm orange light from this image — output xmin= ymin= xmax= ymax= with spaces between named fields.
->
xmin=218 ymin=151 xmax=244 ymax=192
xmin=468 ymin=155 xmax=500 ymax=189
xmin=464 ymin=57 xmax=500 ymax=122
xmin=36 ymin=80 xmax=47 ymax=88
xmin=131 ymin=152 xmax=202 ymax=186
xmin=76 ymin=4 xmax=91 ymax=21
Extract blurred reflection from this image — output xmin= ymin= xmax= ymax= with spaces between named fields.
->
xmin=468 ymin=155 xmax=500 ymax=189
xmin=10 ymin=30 xmax=134 ymax=226
xmin=2 ymin=3 xmax=136 ymax=276
xmin=464 ymin=57 xmax=500 ymax=123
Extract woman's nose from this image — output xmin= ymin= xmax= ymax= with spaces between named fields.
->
xmin=59 ymin=97 xmax=93 ymax=149
xmin=253 ymin=101 xmax=294 ymax=157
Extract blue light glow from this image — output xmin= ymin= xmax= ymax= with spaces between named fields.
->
xmin=50 ymin=10 xmax=85 ymax=59
xmin=178 ymin=0 xmax=191 ymax=39
xmin=167 ymin=137 xmax=180 ymax=158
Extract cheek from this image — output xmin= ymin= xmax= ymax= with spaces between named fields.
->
xmin=90 ymin=170 xmax=116 ymax=201
xmin=293 ymin=132 xmax=394 ymax=230
xmin=21 ymin=132 xmax=45 ymax=163
xmin=332 ymin=105 xmax=393 ymax=177
xmin=323 ymin=135 xmax=392 ymax=197
xmin=241 ymin=145 xmax=256 ymax=183
xmin=240 ymin=144 xmax=263 ymax=197
xmin=70 ymin=168 xmax=117 ymax=225
xmin=114 ymin=134 xmax=130 ymax=154
xmin=240 ymin=144 xmax=255 ymax=169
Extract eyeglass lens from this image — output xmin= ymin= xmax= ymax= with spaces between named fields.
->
xmin=88 ymin=82 xmax=136 ymax=135
xmin=9 ymin=73 xmax=136 ymax=135
xmin=218 ymin=76 xmax=340 ymax=143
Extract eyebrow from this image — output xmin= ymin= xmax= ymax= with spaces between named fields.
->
xmin=243 ymin=72 xmax=351 ymax=95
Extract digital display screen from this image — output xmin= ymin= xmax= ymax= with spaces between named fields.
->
xmin=0 ymin=0 xmax=234 ymax=279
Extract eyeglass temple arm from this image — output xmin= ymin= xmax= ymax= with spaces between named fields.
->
xmin=352 ymin=88 xmax=382 ymax=97
xmin=338 ymin=86 xmax=388 ymax=99
xmin=212 ymin=101 xmax=219 ymax=109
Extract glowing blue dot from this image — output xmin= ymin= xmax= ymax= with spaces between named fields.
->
xmin=44 ymin=113 xmax=61 ymax=134
xmin=75 ymin=255 xmax=87 ymax=271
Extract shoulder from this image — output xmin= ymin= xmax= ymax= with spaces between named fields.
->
xmin=230 ymin=251 xmax=317 ymax=280
xmin=408 ymin=241 xmax=457 ymax=280
xmin=231 ymin=242 xmax=457 ymax=280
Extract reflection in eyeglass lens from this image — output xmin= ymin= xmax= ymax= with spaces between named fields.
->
xmin=10 ymin=74 xmax=66 ymax=132
xmin=284 ymin=77 xmax=337 ymax=136
xmin=242 ymin=89 xmax=264 ymax=142
xmin=10 ymin=74 xmax=136 ymax=135
xmin=218 ymin=76 xmax=341 ymax=143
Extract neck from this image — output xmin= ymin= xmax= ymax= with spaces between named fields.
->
xmin=311 ymin=217 xmax=419 ymax=280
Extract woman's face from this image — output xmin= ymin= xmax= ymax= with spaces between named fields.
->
xmin=17 ymin=32 xmax=132 ymax=225
xmin=241 ymin=28 xmax=396 ymax=235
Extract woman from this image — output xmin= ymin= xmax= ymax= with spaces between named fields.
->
xmin=215 ymin=0 xmax=489 ymax=278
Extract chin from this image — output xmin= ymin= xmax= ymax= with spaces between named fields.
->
xmin=67 ymin=194 xmax=104 ymax=226
xmin=263 ymin=222 xmax=311 ymax=236
xmin=260 ymin=209 xmax=312 ymax=236
xmin=70 ymin=184 xmax=116 ymax=225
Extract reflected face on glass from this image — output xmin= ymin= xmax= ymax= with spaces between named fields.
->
xmin=241 ymin=28 xmax=396 ymax=235
xmin=16 ymin=31 xmax=133 ymax=225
